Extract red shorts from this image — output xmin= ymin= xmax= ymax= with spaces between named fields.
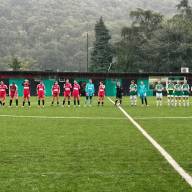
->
xmin=64 ymin=91 xmax=71 ymax=97
xmin=10 ymin=91 xmax=18 ymax=99
xmin=98 ymin=92 xmax=105 ymax=98
xmin=73 ymin=91 xmax=79 ymax=97
xmin=0 ymin=92 xmax=6 ymax=99
xmin=53 ymin=92 xmax=59 ymax=97
xmin=24 ymin=92 xmax=30 ymax=99
xmin=38 ymin=92 xmax=45 ymax=99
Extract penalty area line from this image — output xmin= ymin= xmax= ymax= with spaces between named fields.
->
xmin=107 ymin=97 xmax=192 ymax=188
xmin=0 ymin=114 xmax=125 ymax=120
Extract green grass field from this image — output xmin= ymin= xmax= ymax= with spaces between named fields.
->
xmin=0 ymin=97 xmax=192 ymax=192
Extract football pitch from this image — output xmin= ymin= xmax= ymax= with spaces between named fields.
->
xmin=0 ymin=97 xmax=192 ymax=192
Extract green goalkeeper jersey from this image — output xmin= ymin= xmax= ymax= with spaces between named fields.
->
xmin=129 ymin=84 xmax=137 ymax=96
xmin=155 ymin=83 xmax=164 ymax=93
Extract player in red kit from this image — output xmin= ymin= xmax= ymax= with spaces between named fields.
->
xmin=72 ymin=80 xmax=81 ymax=107
xmin=51 ymin=81 xmax=60 ymax=106
xmin=22 ymin=79 xmax=31 ymax=107
xmin=37 ymin=81 xmax=45 ymax=107
xmin=0 ymin=81 xmax=8 ymax=106
xmin=98 ymin=81 xmax=105 ymax=106
xmin=63 ymin=79 xmax=72 ymax=107
xmin=9 ymin=82 xmax=18 ymax=107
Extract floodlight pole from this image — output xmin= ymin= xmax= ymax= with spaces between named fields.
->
xmin=87 ymin=32 xmax=89 ymax=72
xmin=108 ymin=62 xmax=112 ymax=72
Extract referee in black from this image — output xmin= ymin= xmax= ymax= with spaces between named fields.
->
xmin=115 ymin=82 xmax=123 ymax=106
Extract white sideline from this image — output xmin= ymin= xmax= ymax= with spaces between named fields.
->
xmin=108 ymin=97 xmax=192 ymax=187
xmin=0 ymin=114 xmax=125 ymax=120
xmin=135 ymin=116 xmax=192 ymax=120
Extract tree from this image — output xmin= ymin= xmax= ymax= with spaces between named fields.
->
xmin=115 ymin=26 xmax=144 ymax=72
xmin=115 ymin=3 xmax=192 ymax=73
xmin=90 ymin=17 xmax=113 ymax=72
xmin=115 ymin=9 xmax=163 ymax=72
xmin=176 ymin=0 xmax=192 ymax=19
xmin=147 ymin=18 xmax=192 ymax=72
xmin=9 ymin=57 xmax=22 ymax=71
xmin=130 ymin=8 xmax=163 ymax=39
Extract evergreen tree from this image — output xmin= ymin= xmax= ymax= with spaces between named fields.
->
xmin=9 ymin=57 xmax=22 ymax=71
xmin=90 ymin=17 xmax=113 ymax=72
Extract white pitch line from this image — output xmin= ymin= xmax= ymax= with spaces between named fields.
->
xmin=134 ymin=116 xmax=192 ymax=120
xmin=108 ymin=97 xmax=192 ymax=187
xmin=0 ymin=114 xmax=125 ymax=120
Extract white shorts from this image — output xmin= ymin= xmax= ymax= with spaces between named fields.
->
xmin=130 ymin=95 xmax=137 ymax=100
xmin=156 ymin=93 xmax=163 ymax=98
xmin=167 ymin=95 xmax=174 ymax=98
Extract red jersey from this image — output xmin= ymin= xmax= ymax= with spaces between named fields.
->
xmin=73 ymin=83 xmax=80 ymax=96
xmin=23 ymin=82 xmax=30 ymax=93
xmin=37 ymin=84 xmax=45 ymax=94
xmin=0 ymin=84 xmax=8 ymax=94
xmin=9 ymin=84 xmax=18 ymax=98
xmin=64 ymin=83 xmax=72 ymax=92
xmin=10 ymin=84 xmax=17 ymax=94
xmin=52 ymin=84 xmax=60 ymax=94
xmin=98 ymin=85 xmax=105 ymax=97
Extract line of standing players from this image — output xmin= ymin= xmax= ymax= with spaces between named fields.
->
xmin=114 ymin=79 xmax=192 ymax=107
xmin=0 ymin=79 xmax=106 ymax=107
xmin=1 ymin=78 xmax=189 ymax=108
